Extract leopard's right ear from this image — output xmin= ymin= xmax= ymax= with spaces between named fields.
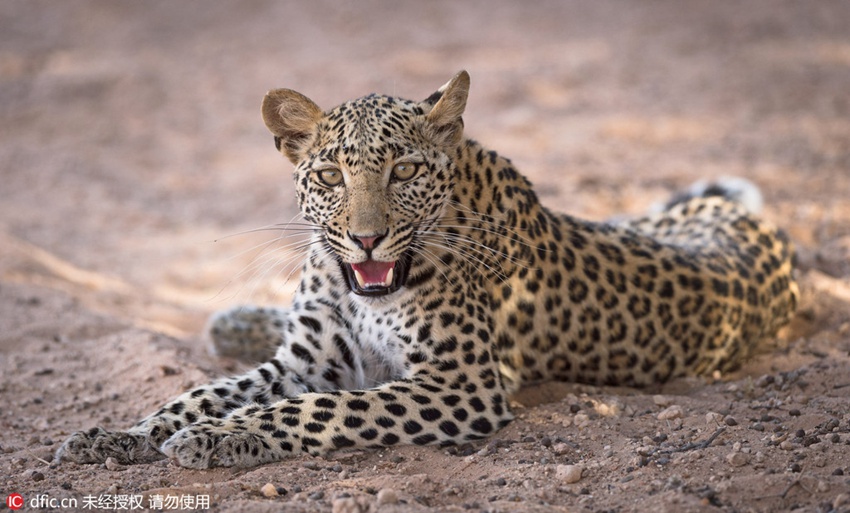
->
xmin=262 ymin=89 xmax=323 ymax=164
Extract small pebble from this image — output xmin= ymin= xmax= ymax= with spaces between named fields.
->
xmin=705 ymin=412 xmax=723 ymax=424
xmin=751 ymin=422 xmax=765 ymax=432
xmin=332 ymin=497 xmax=363 ymax=513
xmin=795 ymin=429 xmax=806 ymax=438
xmin=658 ymin=405 xmax=683 ymax=421
xmin=724 ymin=416 xmax=738 ymax=426
xmin=779 ymin=440 xmax=794 ymax=451
xmin=309 ymin=490 xmax=325 ymax=501
xmin=331 ymin=464 xmax=343 ymax=472
xmin=260 ymin=483 xmax=279 ymax=497
xmin=555 ymin=464 xmax=583 ymax=484
xmin=829 ymin=434 xmax=840 ymax=443
xmin=756 ymin=375 xmax=775 ymax=388
xmin=832 ymin=468 xmax=844 ymax=476
xmin=30 ymin=470 xmax=45 ymax=482
xmin=303 ymin=461 xmax=320 ymax=470
xmin=574 ymin=412 xmax=590 ymax=426
xmin=636 ymin=446 xmax=653 ymax=456
xmin=653 ymin=395 xmax=672 ymax=407
xmin=726 ymin=452 xmax=749 ymax=467
xmin=494 ymin=478 xmax=507 ymax=487
xmin=376 ymin=488 xmax=398 ymax=506
xmin=789 ymin=463 xmax=802 ymax=473
xmin=552 ymin=443 xmax=572 ymax=455
xmin=789 ymin=409 xmax=801 ymax=417
xmin=104 ymin=457 xmax=126 ymax=472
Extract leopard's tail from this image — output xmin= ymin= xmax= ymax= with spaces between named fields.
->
xmin=661 ymin=176 xmax=764 ymax=214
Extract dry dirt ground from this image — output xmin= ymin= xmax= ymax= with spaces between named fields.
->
xmin=2 ymin=1 xmax=850 ymax=512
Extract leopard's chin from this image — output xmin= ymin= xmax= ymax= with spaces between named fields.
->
xmin=340 ymin=251 xmax=413 ymax=297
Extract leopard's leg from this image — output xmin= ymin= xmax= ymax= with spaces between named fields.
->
xmin=57 ymin=301 xmax=376 ymax=465
xmin=161 ymin=304 xmax=515 ymax=469
xmin=161 ymin=369 xmax=514 ymax=469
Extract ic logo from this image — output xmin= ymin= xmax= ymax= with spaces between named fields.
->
xmin=6 ymin=493 xmax=24 ymax=510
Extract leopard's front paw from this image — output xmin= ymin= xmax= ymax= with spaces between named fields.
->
xmin=161 ymin=421 xmax=282 ymax=469
xmin=56 ymin=427 xmax=164 ymax=465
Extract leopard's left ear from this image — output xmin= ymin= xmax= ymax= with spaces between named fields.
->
xmin=422 ymin=70 xmax=469 ymax=146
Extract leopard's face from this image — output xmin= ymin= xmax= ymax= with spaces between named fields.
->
xmin=293 ymin=96 xmax=455 ymax=297
xmin=262 ymin=72 xmax=468 ymax=297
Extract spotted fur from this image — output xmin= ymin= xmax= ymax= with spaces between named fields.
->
xmin=57 ymin=71 xmax=797 ymax=468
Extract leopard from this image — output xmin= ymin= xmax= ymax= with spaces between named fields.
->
xmin=57 ymin=71 xmax=798 ymax=469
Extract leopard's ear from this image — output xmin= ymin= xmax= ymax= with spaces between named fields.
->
xmin=422 ymin=70 xmax=469 ymax=147
xmin=262 ymin=89 xmax=323 ymax=164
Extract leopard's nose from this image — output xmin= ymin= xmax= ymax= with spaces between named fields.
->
xmin=348 ymin=231 xmax=387 ymax=250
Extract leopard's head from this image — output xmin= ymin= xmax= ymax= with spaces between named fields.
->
xmin=262 ymin=71 xmax=469 ymax=297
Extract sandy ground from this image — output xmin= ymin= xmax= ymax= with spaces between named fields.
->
xmin=2 ymin=1 xmax=850 ymax=512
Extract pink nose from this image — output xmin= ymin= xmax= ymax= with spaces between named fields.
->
xmin=349 ymin=232 xmax=386 ymax=250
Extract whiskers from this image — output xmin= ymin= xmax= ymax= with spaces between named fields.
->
xmin=210 ymin=198 xmax=544 ymax=304
xmin=210 ymin=213 xmax=324 ymax=304
xmin=411 ymin=201 xmax=539 ymax=287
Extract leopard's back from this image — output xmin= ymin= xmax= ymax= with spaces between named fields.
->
xmin=443 ymin=147 xmax=798 ymax=389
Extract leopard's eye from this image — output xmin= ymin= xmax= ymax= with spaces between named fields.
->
xmin=316 ymin=168 xmax=343 ymax=187
xmin=391 ymin=162 xmax=420 ymax=182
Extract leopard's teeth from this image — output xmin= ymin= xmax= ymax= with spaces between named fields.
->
xmin=354 ymin=269 xmax=366 ymax=289
xmin=384 ymin=267 xmax=394 ymax=287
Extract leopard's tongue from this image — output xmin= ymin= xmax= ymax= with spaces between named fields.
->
xmin=350 ymin=260 xmax=395 ymax=288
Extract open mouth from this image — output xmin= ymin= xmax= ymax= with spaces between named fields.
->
xmin=340 ymin=253 xmax=412 ymax=297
